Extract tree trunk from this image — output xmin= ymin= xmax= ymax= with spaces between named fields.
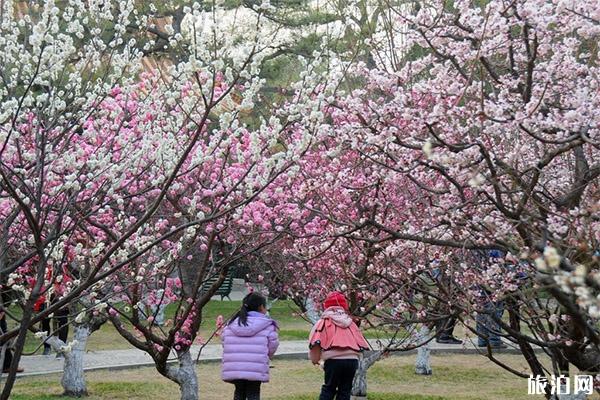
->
xmin=61 ymin=325 xmax=91 ymax=397
xmin=44 ymin=323 xmax=91 ymax=397
xmin=351 ymin=350 xmax=383 ymax=399
xmin=1 ymin=304 xmax=34 ymax=400
xmin=304 ymin=298 xmax=320 ymax=325
xmin=166 ymin=349 xmax=198 ymax=400
xmin=415 ymin=325 xmax=432 ymax=375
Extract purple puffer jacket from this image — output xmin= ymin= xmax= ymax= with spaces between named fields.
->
xmin=221 ymin=311 xmax=279 ymax=382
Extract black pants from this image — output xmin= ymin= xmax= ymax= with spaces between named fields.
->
xmin=319 ymin=359 xmax=358 ymax=400
xmin=436 ymin=316 xmax=457 ymax=339
xmin=40 ymin=303 xmax=69 ymax=350
xmin=232 ymin=380 xmax=261 ymax=400
xmin=0 ymin=316 xmax=12 ymax=370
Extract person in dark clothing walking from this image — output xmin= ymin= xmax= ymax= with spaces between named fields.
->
xmin=436 ymin=315 xmax=462 ymax=344
xmin=37 ymin=266 xmax=72 ymax=356
xmin=475 ymin=250 xmax=508 ymax=349
xmin=431 ymin=259 xmax=463 ymax=345
xmin=39 ymin=299 xmax=69 ymax=357
xmin=0 ymin=310 xmax=23 ymax=373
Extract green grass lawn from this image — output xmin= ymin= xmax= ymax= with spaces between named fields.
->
xmin=14 ymin=300 xmax=313 ymax=354
xmin=11 ymin=354 xmax=547 ymax=400
xmin=15 ymin=299 xmax=399 ymax=354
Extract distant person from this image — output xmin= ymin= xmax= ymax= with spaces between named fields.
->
xmin=309 ymin=291 xmax=369 ymax=400
xmin=476 ymin=250 xmax=507 ymax=349
xmin=36 ymin=266 xmax=71 ymax=357
xmin=436 ymin=315 xmax=462 ymax=344
xmin=221 ymin=292 xmax=279 ymax=400
xmin=148 ymin=288 xmax=166 ymax=326
xmin=0 ymin=301 xmax=23 ymax=373
xmin=431 ymin=260 xmax=462 ymax=345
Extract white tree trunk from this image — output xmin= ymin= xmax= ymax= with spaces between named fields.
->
xmin=166 ymin=349 xmax=198 ymax=400
xmin=44 ymin=324 xmax=91 ymax=397
xmin=351 ymin=350 xmax=383 ymax=399
xmin=304 ymin=298 xmax=320 ymax=325
xmin=61 ymin=325 xmax=90 ymax=396
xmin=414 ymin=325 xmax=432 ymax=375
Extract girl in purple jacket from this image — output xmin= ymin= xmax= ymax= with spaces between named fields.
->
xmin=221 ymin=293 xmax=279 ymax=400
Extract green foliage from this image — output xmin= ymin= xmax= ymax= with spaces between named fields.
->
xmin=261 ymin=56 xmax=302 ymax=86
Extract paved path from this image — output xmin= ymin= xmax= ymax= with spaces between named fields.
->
xmin=14 ymin=339 xmax=522 ymax=378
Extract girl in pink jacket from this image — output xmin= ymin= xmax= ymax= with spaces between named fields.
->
xmin=221 ymin=293 xmax=279 ymax=400
xmin=309 ymin=291 xmax=369 ymax=400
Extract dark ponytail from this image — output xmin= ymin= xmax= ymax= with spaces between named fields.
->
xmin=230 ymin=292 xmax=267 ymax=326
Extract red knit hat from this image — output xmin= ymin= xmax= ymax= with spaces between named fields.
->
xmin=323 ymin=291 xmax=349 ymax=311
